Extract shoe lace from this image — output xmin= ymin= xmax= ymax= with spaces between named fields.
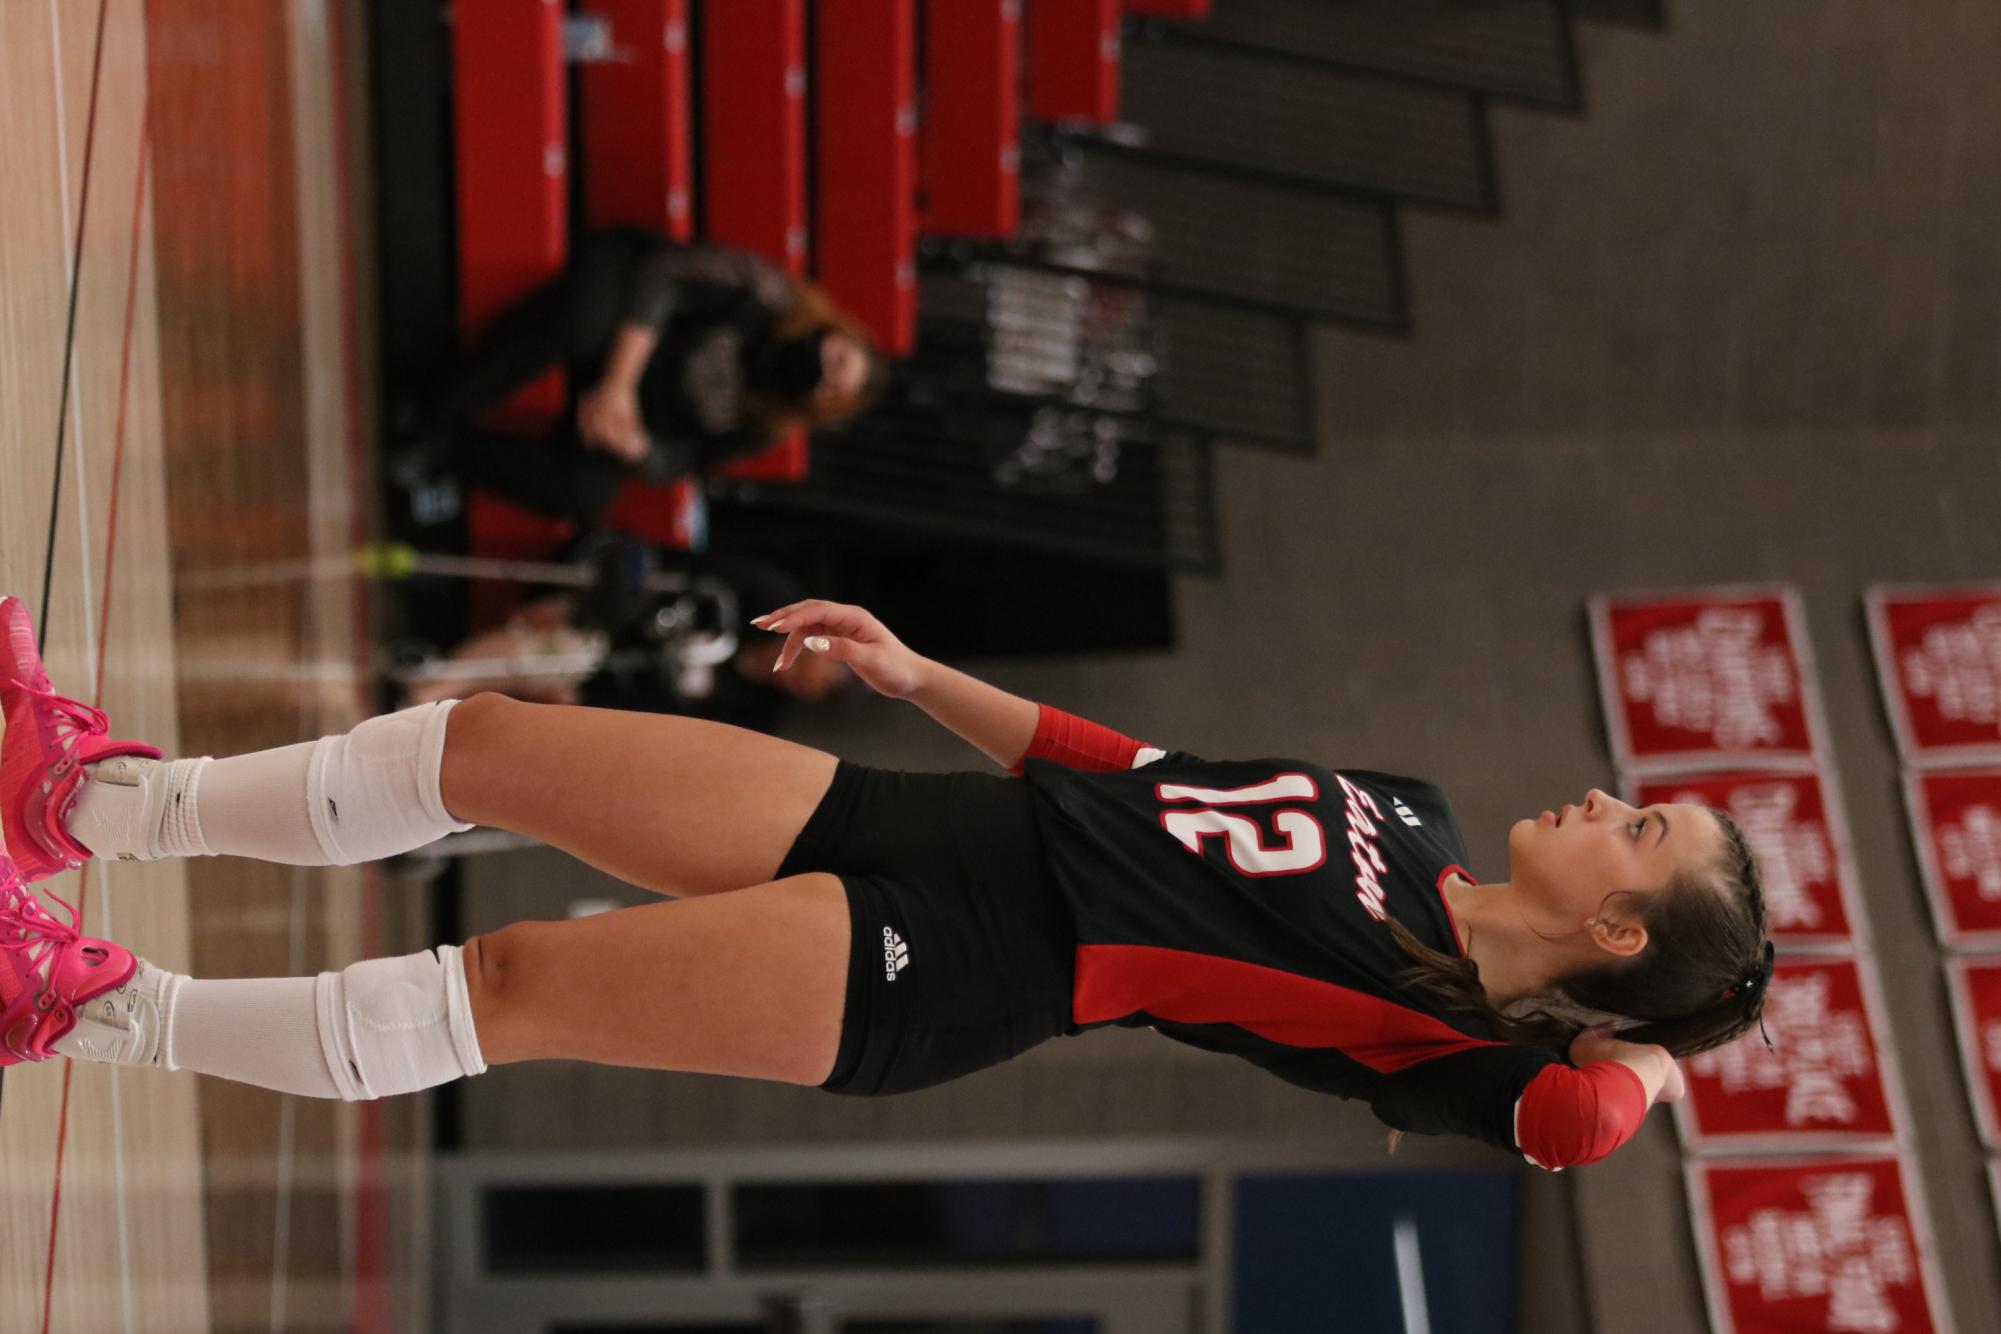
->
xmin=43 ymin=689 xmax=109 ymax=750
xmin=0 ymin=873 xmax=79 ymax=1011
xmin=8 ymin=684 xmax=110 ymax=777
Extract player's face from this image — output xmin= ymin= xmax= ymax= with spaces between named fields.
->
xmin=1506 ymin=790 xmax=1723 ymax=930
xmin=812 ymin=332 xmax=871 ymax=412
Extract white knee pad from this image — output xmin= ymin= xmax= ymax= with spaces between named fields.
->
xmin=305 ymin=700 xmax=473 ymax=866
xmin=316 ymin=945 xmax=486 ymax=1101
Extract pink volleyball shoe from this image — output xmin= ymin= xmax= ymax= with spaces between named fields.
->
xmin=0 ymin=855 xmax=138 ymax=1065
xmin=0 ymin=595 xmax=162 ymax=882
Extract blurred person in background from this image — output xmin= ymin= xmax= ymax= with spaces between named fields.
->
xmin=394 ymin=228 xmax=889 ymax=525
xmin=398 ymin=556 xmax=852 ymax=731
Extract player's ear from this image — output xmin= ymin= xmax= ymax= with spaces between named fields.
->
xmin=1587 ymin=911 xmax=1647 ymax=959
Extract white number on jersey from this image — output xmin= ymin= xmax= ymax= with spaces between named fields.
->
xmin=1156 ymin=774 xmax=1327 ymax=877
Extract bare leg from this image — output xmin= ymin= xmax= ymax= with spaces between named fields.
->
xmin=464 ymin=872 xmax=850 ymax=1084
xmin=439 ymin=692 xmax=842 ymax=896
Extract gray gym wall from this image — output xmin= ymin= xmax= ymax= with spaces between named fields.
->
xmin=458 ymin=2 xmax=2001 ymax=1330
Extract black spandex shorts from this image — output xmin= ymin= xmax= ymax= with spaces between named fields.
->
xmin=775 ymin=764 xmax=1077 ymax=1097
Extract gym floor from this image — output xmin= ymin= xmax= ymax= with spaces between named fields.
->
xmin=1 ymin=3 xmax=421 ymax=1330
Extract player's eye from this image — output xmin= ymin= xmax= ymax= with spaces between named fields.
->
xmin=1629 ymin=818 xmax=1647 ymax=841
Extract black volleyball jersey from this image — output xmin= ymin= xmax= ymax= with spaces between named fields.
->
xmin=1024 ymin=747 xmax=1598 ymax=1164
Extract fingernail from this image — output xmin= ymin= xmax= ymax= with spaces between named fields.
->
xmin=805 ymin=636 xmax=830 ymax=653
xmin=772 ymin=658 xmax=784 ymax=673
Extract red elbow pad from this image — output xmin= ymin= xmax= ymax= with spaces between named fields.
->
xmin=1009 ymin=704 xmax=1149 ymax=774
xmin=1514 ymin=1062 xmax=1648 ymax=1170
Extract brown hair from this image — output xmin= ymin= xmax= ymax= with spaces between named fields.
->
xmin=740 ymin=281 xmax=892 ymax=437
xmin=1390 ymin=810 xmax=1771 ymax=1060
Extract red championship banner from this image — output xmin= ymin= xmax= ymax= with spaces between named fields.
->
xmin=1902 ymin=769 xmax=2001 ymax=949
xmin=1867 ymin=585 xmax=2001 ymax=767
xmin=1676 ymin=957 xmax=1899 ymax=1153
xmin=1590 ymin=587 xmax=1824 ymax=774
xmin=1628 ymin=771 xmax=1860 ymax=948
xmin=1945 ymin=957 xmax=2001 ymax=1149
xmin=1687 ymin=1155 xmax=1953 ymax=1334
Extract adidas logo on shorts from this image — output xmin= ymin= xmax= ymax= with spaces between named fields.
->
xmin=882 ymin=926 xmax=910 ymax=981
xmin=1393 ymin=798 xmax=1422 ymax=828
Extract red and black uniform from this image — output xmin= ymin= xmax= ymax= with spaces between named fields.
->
xmin=782 ymin=706 xmax=1645 ymax=1170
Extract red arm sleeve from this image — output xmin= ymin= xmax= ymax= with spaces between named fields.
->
xmin=1514 ymin=1061 xmax=1649 ymax=1170
xmin=1007 ymin=703 xmax=1150 ymax=775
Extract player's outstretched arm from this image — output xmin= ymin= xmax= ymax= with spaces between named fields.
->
xmin=753 ymin=599 xmax=1151 ymax=772
xmin=753 ymin=599 xmax=1039 ymax=768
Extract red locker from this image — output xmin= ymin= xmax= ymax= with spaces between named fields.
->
xmin=701 ymin=0 xmax=809 ymax=274
xmin=1027 ymin=0 xmax=1120 ymax=124
xmin=451 ymin=0 xmax=568 ymax=423
xmin=814 ymin=0 xmax=919 ymax=353
xmin=579 ymin=0 xmax=695 ymax=239
xmin=920 ymin=0 xmax=1020 ymax=237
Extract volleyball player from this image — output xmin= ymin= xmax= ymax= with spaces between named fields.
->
xmin=0 ymin=595 xmax=1770 ymax=1169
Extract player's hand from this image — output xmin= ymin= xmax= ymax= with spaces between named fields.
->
xmin=1570 ymin=1024 xmax=1685 ymax=1105
xmin=751 ymin=599 xmax=928 ymax=699
xmin=577 ymin=381 xmax=652 ymax=463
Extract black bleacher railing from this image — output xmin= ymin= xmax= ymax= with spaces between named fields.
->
xmin=918 ymin=260 xmax=1315 ymax=456
xmin=1117 ymin=28 xmax=1498 ymax=212
xmin=1151 ymin=298 xmax=1315 ymax=453
xmin=1567 ymin=0 xmax=1668 ymax=30
xmin=729 ymin=389 xmax=1219 ymax=572
xmin=918 ymin=265 xmax=1154 ymax=417
xmin=394 ymin=0 xmax=1671 ymax=595
xmin=1011 ymin=133 xmax=1408 ymax=328
xmin=783 ymin=0 xmax=1688 ymax=555
xmin=1169 ymin=0 xmax=1580 ymax=109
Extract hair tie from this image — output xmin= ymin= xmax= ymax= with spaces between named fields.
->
xmin=1746 ymin=941 xmax=1776 ymax=1049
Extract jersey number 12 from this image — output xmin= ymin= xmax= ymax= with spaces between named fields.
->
xmin=1156 ymin=774 xmax=1327 ymax=876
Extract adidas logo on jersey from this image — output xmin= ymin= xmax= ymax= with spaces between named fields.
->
xmin=882 ymin=926 xmax=910 ymax=981
xmin=1393 ymin=799 xmax=1422 ymax=828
